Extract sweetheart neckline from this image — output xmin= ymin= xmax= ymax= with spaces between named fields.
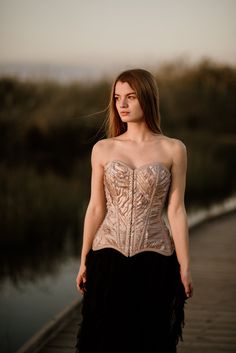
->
xmin=104 ymin=159 xmax=171 ymax=175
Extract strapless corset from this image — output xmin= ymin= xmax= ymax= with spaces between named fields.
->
xmin=92 ymin=160 xmax=175 ymax=257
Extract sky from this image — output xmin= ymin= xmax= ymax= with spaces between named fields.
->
xmin=0 ymin=0 xmax=236 ymax=80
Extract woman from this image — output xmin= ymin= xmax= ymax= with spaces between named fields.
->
xmin=75 ymin=68 xmax=193 ymax=353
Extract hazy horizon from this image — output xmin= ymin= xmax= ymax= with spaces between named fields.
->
xmin=1 ymin=0 xmax=235 ymax=81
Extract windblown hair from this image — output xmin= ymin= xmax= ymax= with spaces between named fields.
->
xmin=105 ymin=68 xmax=162 ymax=138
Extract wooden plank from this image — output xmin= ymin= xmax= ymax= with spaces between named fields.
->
xmin=15 ymin=299 xmax=81 ymax=353
xmin=178 ymin=211 xmax=236 ymax=353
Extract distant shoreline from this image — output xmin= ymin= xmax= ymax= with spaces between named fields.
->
xmin=1 ymin=57 xmax=236 ymax=84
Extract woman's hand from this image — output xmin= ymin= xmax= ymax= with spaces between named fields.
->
xmin=76 ymin=263 xmax=87 ymax=295
xmin=180 ymin=268 xmax=194 ymax=298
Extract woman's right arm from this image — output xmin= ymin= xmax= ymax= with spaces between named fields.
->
xmin=76 ymin=141 xmax=107 ymax=293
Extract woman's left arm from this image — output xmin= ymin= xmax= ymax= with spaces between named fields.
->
xmin=167 ymin=139 xmax=193 ymax=298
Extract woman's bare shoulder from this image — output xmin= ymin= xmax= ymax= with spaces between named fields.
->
xmin=92 ymin=138 xmax=114 ymax=151
xmin=91 ymin=138 xmax=115 ymax=165
xmin=159 ymin=135 xmax=187 ymax=167
xmin=161 ymin=135 xmax=186 ymax=153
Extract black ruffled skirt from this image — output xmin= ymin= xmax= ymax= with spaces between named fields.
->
xmin=75 ymin=248 xmax=188 ymax=353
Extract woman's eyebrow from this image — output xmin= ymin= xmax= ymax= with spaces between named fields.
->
xmin=114 ymin=92 xmax=136 ymax=96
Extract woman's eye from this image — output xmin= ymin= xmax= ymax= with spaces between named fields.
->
xmin=128 ymin=95 xmax=136 ymax=100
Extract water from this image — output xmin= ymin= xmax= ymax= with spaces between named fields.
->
xmin=0 ymin=256 xmax=82 ymax=353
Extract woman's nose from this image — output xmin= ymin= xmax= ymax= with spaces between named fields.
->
xmin=120 ymin=97 xmax=128 ymax=107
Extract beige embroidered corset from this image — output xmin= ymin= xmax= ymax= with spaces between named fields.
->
xmin=92 ymin=160 xmax=175 ymax=257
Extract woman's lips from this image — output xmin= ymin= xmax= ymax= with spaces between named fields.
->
xmin=120 ymin=111 xmax=130 ymax=116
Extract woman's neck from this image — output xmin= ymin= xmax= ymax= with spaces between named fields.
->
xmin=122 ymin=123 xmax=160 ymax=143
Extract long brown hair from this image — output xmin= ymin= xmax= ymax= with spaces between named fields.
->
xmin=105 ymin=68 xmax=162 ymax=138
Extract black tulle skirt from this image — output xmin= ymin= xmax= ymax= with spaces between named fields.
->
xmin=75 ymin=248 xmax=188 ymax=353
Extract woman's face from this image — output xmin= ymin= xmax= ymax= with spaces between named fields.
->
xmin=114 ymin=81 xmax=144 ymax=123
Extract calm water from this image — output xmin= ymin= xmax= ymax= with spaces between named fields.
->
xmin=0 ymin=256 xmax=82 ymax=353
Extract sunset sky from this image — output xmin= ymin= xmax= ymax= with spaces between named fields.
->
xmin=1 ymin=0 xmax=235 ymax=79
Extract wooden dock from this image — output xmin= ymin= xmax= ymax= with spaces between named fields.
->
xmin=18 ymin=211 xmax=236 ymax=353
xmin=178 ymin=211 xmax=236 ymax=353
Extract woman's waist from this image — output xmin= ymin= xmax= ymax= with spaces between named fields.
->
xmin=92 ymin=222 xmax=174 ymax=257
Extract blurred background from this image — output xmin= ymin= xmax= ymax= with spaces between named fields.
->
xmin=0 ymin=0 xmax=236 ymax=352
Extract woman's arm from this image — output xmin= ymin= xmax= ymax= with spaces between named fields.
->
xmin=76 ymin=141 xmax=107 ymax=293
xmin=167 ymin=139 xmax=193 ymax=298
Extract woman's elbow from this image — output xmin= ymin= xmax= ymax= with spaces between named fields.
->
xmin=88 ymin=201 xmax=107 ymax=218
xmin=167 ymin=203 xmax=186 ymax=220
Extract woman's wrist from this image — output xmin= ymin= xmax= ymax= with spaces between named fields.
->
xmin=180 ymin=263 xmax=191 ymax=273
xmin=81 ymin=248 xmax=91 ymax=266
xmin=80 ymin=253 xmax=86 ymax=266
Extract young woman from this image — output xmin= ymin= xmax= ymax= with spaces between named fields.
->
xmin=75 ymin=68 xmax=193 ymax=353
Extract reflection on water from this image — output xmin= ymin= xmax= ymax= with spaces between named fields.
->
xmin=0 ymin=229 xmax=81 ymax=286
xmin=0 ymin=243 xmax=81 ymax=353
xmin=0 ymin=160 xmax=87 ymax=352
xmin=0 ymin=227 xmax=83 ymax=353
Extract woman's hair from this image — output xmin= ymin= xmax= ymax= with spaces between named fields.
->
xmin=105 ymin=68 xmax=162 ymax=138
